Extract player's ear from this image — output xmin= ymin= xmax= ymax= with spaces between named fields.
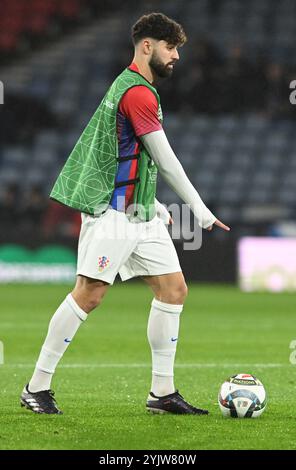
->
xmin=142 ymin=38 xmax=153 ymax=55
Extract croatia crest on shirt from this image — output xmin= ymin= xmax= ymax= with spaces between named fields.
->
xmin=98 ymin=256 xmax=110 ymax=272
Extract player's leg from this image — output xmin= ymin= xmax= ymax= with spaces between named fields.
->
xmin=143 ymin=272 xmax=208 ymax=415
xmin=71 ymin=274 xmax=109 ymax=312
xmin=143 ymin=271 xmax=188 ymax=303
xmin=143 ymin=272 xmax=187 ymax=397
xmin=21 ymin=209 xmax=137 ymax=414
xmin=120 ymin=217 xmax=186 ymax=398
xmin=119 ymin=216 xmax=208 ymax=414
xmin=21 ymin=276 xmax=109 ymax=414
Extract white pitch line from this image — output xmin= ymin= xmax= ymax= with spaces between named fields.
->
xmin=1 ymin=363 xmax=289 ymax=368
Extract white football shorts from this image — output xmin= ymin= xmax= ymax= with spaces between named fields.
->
xmin=76 ymin=208 xmax=181 ymax=284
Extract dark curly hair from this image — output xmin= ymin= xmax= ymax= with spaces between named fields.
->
xmin=131 ymin=12 xmax=187 ymax=47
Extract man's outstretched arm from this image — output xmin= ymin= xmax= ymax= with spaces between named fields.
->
xmin=141 ymin=130 xmax=230 ymax=231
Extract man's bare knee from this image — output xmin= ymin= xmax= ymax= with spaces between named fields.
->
xmin=71 ymin=275 xmax=109 ymax=313
xmin=82 ymin=292 xmax=105 ymax=312
xmin=143 ymin=273 xmax=188 ymax=305
xmin=163 ymin=281 xmax=188 ymax=304
xmin=177 ymin=281 xmax=188 ymax=303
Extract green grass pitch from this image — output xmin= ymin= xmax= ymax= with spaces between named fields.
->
xmin=0 ymin=282 xmax=295 ymax=450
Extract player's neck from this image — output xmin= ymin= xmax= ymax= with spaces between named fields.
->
xmin=132 ymin=59 xmax=155 ymax=85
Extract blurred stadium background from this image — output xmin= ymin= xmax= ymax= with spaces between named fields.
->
xmin=0 ymin=0 xmax=296 ymax=290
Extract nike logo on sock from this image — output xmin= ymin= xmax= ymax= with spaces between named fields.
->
xmin=171 ymin=337 xmax=178 ymax=342
xmin=64 ymin=338 xmax=72 ymax=343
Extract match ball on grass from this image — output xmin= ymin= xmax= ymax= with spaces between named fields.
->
xmin=218 ymin=373 xmax=267 ymax=418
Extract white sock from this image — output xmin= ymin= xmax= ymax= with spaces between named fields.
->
xmin=28 ymin=294 xmax=87 ymax=392
xmin=147 ymin=298 xmax=183 ymax=397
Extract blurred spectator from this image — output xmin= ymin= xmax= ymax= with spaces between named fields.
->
xmin=263 ymin=63 xmax=292 ymax=119
xmin=19 ymin=185 xmax=48 ymax=235
xmin=0 ymin=93 xmax=59 ymax=144
xmin=0 ymin=185 xmax=81 ymax=243
xmin=191 ymin=37 xmax=223 ymax=70
xmin=178 ymin=63 xmax=212 ymax=113
xmin=216 ymin=45 xmax=258 ymax=112
xmin=0 ymin=183 xmax=21 ymax=238
xmin=42 ymin=200 xmax=81 ymax=241
xmin=110 ymin=42 xmax=134 ymax=79
xmin=166 ymin=37 xmax=222 ymax=113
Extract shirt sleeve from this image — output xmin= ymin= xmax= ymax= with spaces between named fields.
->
xmin=119 ymin=85 xmax=163 ymax=137
xmin=141 ymin=130 xmax=217 ymax=229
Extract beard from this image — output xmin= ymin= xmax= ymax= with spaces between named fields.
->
xmin=149 ymin=51 xmax=175 ymax=79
